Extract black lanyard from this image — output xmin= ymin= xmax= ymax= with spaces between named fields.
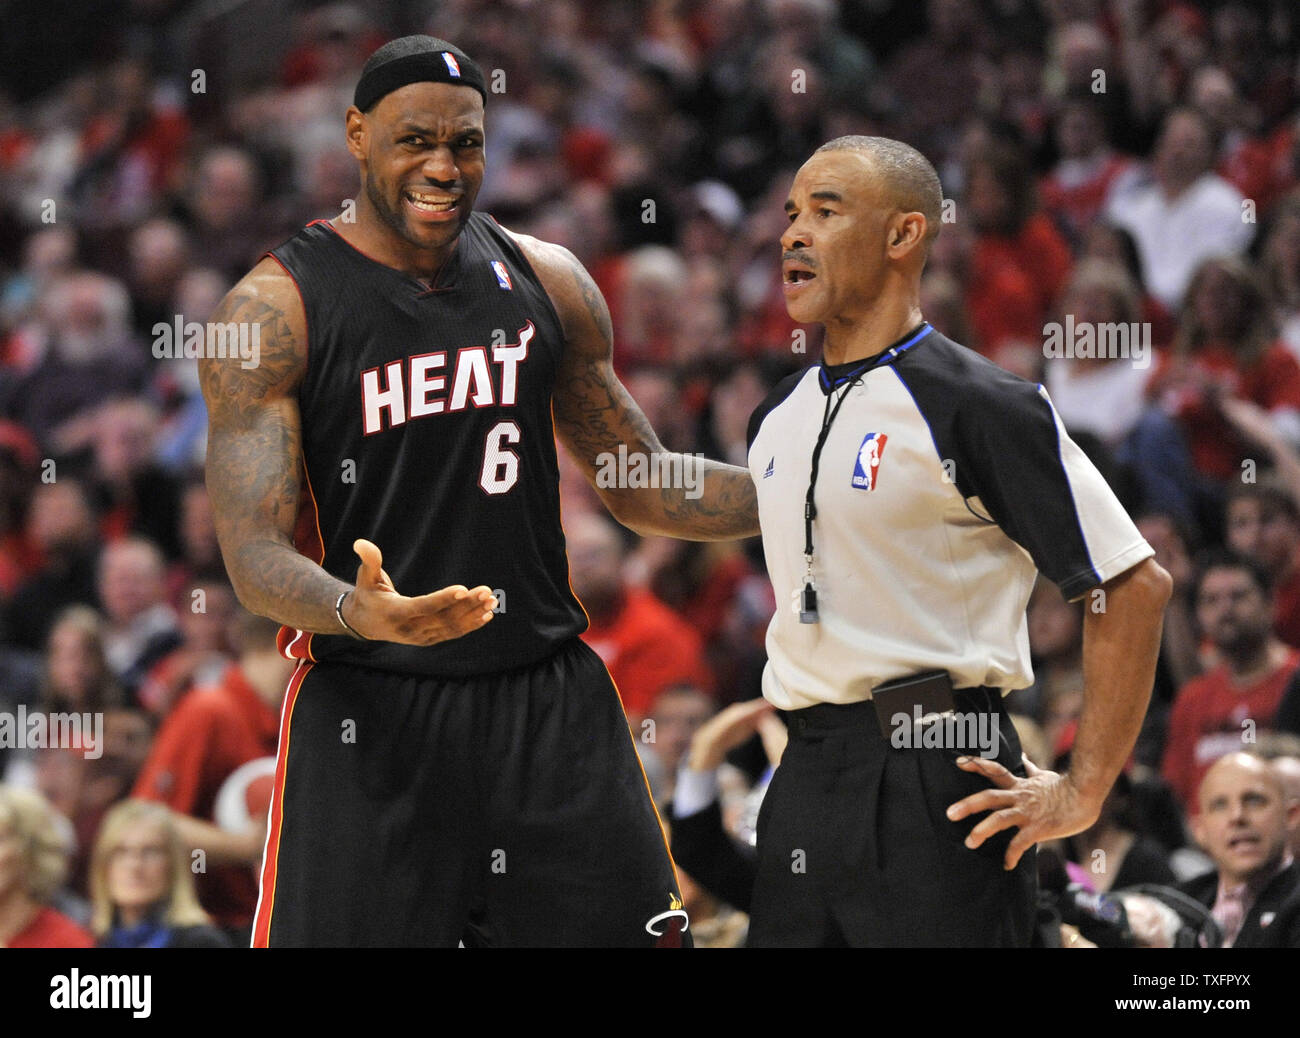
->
xmin=800 ymin=323 xmax=932 ymax=624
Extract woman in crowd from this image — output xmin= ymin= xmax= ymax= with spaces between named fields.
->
xmin=1131 ymin=256 xmax=1300 ymax=538
xmin=1149 ymin=256 xmax=1300 ymax=483
xmin=89 ymin=798 xmax=229 ymax=948
xmin=39 ymin=604 xmax=124 ymax=717
xmin=1043 ymin=259 xmax=1154 ymax=452
xmin=0 ymin=784 xmax=93 ymax=947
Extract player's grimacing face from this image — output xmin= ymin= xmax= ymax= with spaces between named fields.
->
xmin=353 ymin=82 xmax=485 ymax=252
xmin=780 ymin=152 xmax=893 ymax=324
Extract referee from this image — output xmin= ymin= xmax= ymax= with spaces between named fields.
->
xmin=744 ymin=136 xmax=1173 ymax=947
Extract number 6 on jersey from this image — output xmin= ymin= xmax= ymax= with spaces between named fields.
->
xmin=480 ymin=420 xmax=521 ymax=494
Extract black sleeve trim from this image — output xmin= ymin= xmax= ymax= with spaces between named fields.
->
xmin=747 ymin=369 xmax=807 ymax=452
xmin=892 ymin=344 xmax=1103 ymax=593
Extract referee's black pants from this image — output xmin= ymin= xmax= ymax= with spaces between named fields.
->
xmin=747 ymin=686 xmax=1037 ymax=947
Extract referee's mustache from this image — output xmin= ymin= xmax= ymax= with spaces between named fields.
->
xmin=782 ymin=250 xmax=816 ymax=266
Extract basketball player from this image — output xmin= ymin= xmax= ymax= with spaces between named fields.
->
xmin=198 ymin=36 xmax=757 ymax=947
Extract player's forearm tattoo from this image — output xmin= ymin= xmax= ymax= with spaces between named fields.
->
xmin=200 ymin=286 xmax=350 ymax=631
xmin=553 ymin=251 xmax=759 ymax=540
xmin=553 ymin=251 xmax=660 ymax=458
xmin=658 ymin=460 xmax=759 ymax=538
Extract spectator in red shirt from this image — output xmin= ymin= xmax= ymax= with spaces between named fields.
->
xmin=132 ymin=611 xmax=291 ymax=937
xmin=964 ymin=137 xmax=1073 ymax=370
xmin=136 ymin=575 xmax=238 ymax=721
xmin=0 ymin=785 xmax=93 ymax=948
xmin=570 ymin=513 xmax=713 ymax=724
xmin=1225 ymin=483 xmax=1300 ymax=650
xmin=1148 ymin=256 xmax=1300 ymax=484
xmin=1163 ymin=552 xmax=1300 ymax=811
xmin=72 ymin=59 xmax=189 ymax=241
xmin=623 ymin=368 xmax=696 ymax=456
xmin=1040 ymin=95 xmax=1138 ymax=248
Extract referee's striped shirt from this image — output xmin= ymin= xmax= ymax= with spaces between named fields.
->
xmin=747 ymin=323 xmax=1154 ymax=711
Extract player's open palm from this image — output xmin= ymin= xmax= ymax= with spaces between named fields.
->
xmin=945 ymin=754 xmax=1101 ymax=871
xmin=345 ymin=538 xmax=497 ymax=646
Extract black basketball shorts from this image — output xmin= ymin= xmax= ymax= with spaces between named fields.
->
xmin=251 ymin=638 xmax=689 ymax=947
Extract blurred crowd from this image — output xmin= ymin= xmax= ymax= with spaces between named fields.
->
xmin=3 ymin=0 xmax=1300 ymax=949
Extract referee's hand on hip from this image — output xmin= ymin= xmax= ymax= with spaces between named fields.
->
xmin=945 ymin=754 xmax=1097 ymax=871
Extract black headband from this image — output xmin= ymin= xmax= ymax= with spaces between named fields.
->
xmin=353 ymin=45 xmax=488 ymax=113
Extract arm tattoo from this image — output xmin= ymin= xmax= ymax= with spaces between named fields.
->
xmin=200 ymin=277 xmax=351 ymax=631
xmin=552 ymin=249 xmax=661 ymax=463
xmin=656 ymin=459 xmax=759 ymax=539
xmin=547 ymin=246 xmax=759 ymax=541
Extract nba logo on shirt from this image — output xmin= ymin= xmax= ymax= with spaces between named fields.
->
xmin=852 ymin=432 xmax=888 ymax=491
xmin=442 ymin=52 xmax=462 ymax=77
xmin=491 ymin=261 xmax=513 ymax=290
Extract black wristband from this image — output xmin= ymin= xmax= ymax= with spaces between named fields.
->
xmin=335 ymin=590 xmax=369 ymax=640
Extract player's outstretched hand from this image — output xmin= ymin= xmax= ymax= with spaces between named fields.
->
xmin=344 ymin=538 xmax=497 ymax=646
xmin=945 ymin=754 xmax=1101 ymax=871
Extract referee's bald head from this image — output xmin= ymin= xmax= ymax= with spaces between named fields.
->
xmin=814 ymin=136 xmax=944 ymax=252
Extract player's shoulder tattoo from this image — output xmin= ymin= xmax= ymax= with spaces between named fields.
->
xmin=199 ymin=258 xmax=306 ymax=423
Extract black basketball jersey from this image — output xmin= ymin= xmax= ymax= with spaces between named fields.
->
xmin=267 ymin=214 xmax=588 ymax=677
